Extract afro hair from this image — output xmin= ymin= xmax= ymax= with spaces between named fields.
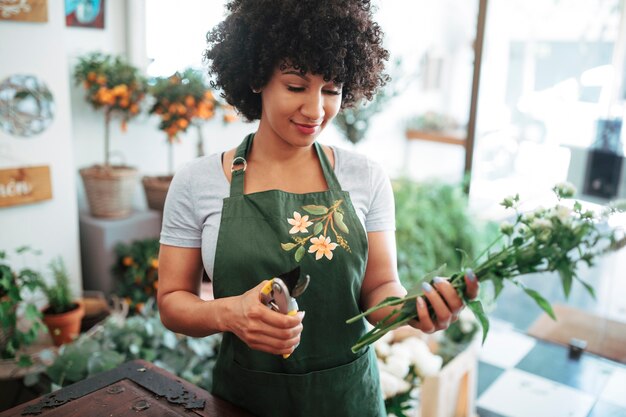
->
xmin=204 ymin=0 xmax=389 ymax=121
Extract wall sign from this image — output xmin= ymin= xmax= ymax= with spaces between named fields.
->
xmin=65 ymin=0 xmax=104 ymax=29
xmin=0 ymin=0 xmax=48 ymax=22
xmin=0 ymin=165 xmax=52 ymax=207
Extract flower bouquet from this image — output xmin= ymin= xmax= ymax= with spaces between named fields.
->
xmin=74 ymin=52 xmax=148 ymax=218
xmin=348 ymin=183 xmax=626 ymax=353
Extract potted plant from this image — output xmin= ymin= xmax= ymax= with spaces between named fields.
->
xmin=74 ymin=51 xmax=147 ymax=218
xmin=0 ymin=248 xmax=44 ymax=367
xmin=143 ymin=68 xmax=227 ymax=210
xmin=37 ymin=257 xmax=85 ymax=347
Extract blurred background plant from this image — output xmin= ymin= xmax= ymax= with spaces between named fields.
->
xmin=0 ymin=247 xmax=44 ymax=366
xmin=32 ymin=302 xmax=221 ymax=392
xmin=405 ymin=111 xmax=461 ymax=133
xmin=73 ymin=52 xmax=148 ymax=167
xmin=36 ymin=258 xmax=76 ymax=315
xmin=333 ymin=58 xmax=407 ymax=144
xmin=111 ymin=238 xmax=160 ymax=315
xmin=148 ymin=68 xmax=239 ymax=165
xmin=392 ymin=179 xmax=498 ymax=288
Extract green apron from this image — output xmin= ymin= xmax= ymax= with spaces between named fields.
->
xmin=211 ymin=134 xmax=385 ymax=417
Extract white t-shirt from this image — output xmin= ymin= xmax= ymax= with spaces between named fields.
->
xmin=160 ymin=145 xmax=396 ymax=279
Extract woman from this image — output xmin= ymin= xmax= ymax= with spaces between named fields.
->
xmin=158 ymin=1 xmax=478 ymax=416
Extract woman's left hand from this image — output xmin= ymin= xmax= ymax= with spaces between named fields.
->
xmin=410 ymin=269 xmax=478 ymax=334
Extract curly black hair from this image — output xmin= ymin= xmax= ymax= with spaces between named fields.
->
xmin=204 ymin=0 xmax=389 ymax=121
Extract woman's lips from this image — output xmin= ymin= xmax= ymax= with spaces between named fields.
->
xmin=293 ymin=122 xmax=319 ymax=135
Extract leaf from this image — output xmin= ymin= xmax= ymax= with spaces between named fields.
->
xmin=574 ymin=277 xmax=596 ymax=299
xmin=466 ymin=300 xmax=490 ymax=344
xmin=313 ymin=222 xmax=323 ymax=236
xmin=295 ymin=246 xmax=305 ymax=262
xmin=557 ymin=265 xmax=573 ymax=299
xmin=302 ymin=205 xmax=329 ymax=215
xmin=406 ymin=264 xmax=447 ymax=296
xmin=17 ymin=355 xmax=33 ymax=368
xmin=492 ymin=278 xmax=504 ymax=299
xmin=334 ymin=212 xmax=349 ymax=234
xmin=521 ymin=287 xmax=556 ymax=320
xmin=281 ymin=242 xmax=297 ymax=251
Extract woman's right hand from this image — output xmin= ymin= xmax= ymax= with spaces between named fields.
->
xmin=226 ymin=280 xmax=305 ymax=356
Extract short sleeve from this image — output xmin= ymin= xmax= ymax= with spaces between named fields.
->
xmin=160 ymin=164 xmax=202 ymax=247
xmin=365 ymin=160 xmax=396 ymax=232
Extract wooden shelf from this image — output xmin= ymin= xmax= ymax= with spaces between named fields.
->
xmin=405 ymin=129 xmax=466 ymax=146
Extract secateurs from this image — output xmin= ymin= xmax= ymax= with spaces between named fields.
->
xmin=259 ymin=266 xmax=310 ymax=358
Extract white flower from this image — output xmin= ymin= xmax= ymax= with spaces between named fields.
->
xmin=379 ymin=369 xmax=412 ymax=399
xmin=386 ymin=353 xmax=412 ymax=379
xmin=374 ymin=340 xmax=391 ymax=359
xmin=459 ymin=308 xmax=477 ymax=333
xmin=499 ymin=221 xmax=514 ymax=235
xmin=531 ymin=218 xmax=552 ymax=230
xmin=554 ymin=182 xmax=576 ymax=198
xmin=552 ymin=204 xmax=572 ymax=224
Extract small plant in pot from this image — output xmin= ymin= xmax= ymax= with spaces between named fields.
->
xmin=37 ymin=257 xmax=85 ymax=347
xmin=74 ymin=51 xmax=148 ymax=219
xmin=0 ymin=248 xmax=44 ymax=366
xmin=144 ymin=68 xmax=236 ymax=210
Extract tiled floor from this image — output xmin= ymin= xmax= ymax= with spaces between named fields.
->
xmin=475 ymin=320 xmax=626 ymax=417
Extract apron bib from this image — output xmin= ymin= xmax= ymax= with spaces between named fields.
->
xmin=211 ymin=134 xmax=385 ymax=417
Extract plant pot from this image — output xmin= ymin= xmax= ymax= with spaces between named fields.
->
xmin=80 ymin=165 xmax=138 ymax=219
xmin=42 ymin=300 xmax=85 ymax=346
xmin=142 ymin=175 xmax=173 ymax=211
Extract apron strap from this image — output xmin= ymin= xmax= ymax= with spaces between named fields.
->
xmin=230 ymin=133 xmax=342 ymax=197
xmin=314 ymin=142 xmax=341 ymax=191
xmin=230 ymin=133 xmax=254 ymax=197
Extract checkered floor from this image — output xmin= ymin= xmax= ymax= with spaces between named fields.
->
xmin=476 ymin=320 xmax=626 ymax=417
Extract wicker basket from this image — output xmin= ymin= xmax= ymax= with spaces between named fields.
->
xmin=142 ymin=175 xmax=173 ymax=211
xmin=80 ymin=165 xmax=138 ymax=219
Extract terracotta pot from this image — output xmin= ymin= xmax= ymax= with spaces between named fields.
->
xmin=42 ymin=300 xmax=85 ymax=346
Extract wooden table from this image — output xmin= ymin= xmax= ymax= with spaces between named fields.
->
xmin=0 ymin=360 xmax=254 ymax=417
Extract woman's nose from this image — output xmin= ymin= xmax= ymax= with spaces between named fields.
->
xmin=300 ymin=91 xmax=324 ymax=122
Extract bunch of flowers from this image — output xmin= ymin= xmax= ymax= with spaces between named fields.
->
xmin=375 ymin=309 xmax=479 ymax=416
xmin=73 ymin=52 xmax=147 ymax=166
xmin=349 ymin=183 xmax=626 ymax=352
xmin=111 ymin=239 xmax=160 ymax=314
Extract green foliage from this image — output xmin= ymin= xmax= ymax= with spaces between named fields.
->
xmin=333 ymin=58 xmax=405 ymax=144
xmin=111 ymin=238 xmax=160 ymax=314
xmin=45 ymin=303 xmax=221 ymax=391
xmin=38 ymin=257 xmax=75 ymax=314
xmin=0 ymin=248 xmax=44 ymax=363
xmin=393 ymin=179 xmax=493 ymax=288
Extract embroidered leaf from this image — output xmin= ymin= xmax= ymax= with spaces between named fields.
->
xmin=281 ymin=242 xmax=297 ymax=251
xmin=295 ymin=246 xmax=305 ymax=262
xmin=334 ymin=212 xmax=349 ymax=234
xmin=302 ymin=205 xmax=329 ymax=215
xmin=313 ymin=222 xmax=323 ymax=236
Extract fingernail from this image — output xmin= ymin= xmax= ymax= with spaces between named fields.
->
xmin=416 ymin=297 xmax=425 ymax=308
xmin=422 ymin=282 xmax=433 ymax=293
xmin=465 ymin=268 xmax=476 ymax=282
xmin=433 ymin=276 xmax=447 ymax=285
xmin=298 ymin=311 xmax=306 ymax=319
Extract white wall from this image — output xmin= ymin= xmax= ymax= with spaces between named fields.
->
xmin=0 ymin=0 xmax=81 ymax=296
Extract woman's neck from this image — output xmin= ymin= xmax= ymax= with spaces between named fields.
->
xmin=250 ymin=122 xmax=317 ymax=167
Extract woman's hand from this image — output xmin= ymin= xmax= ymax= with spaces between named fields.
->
xmin=410 ymin=269 xmax=478 ymax=334
xmin=226 ymin=280 xmax=305 ymax=356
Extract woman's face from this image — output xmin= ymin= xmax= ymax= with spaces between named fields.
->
xmin=258 ymin=66 xmax=342 ymax=147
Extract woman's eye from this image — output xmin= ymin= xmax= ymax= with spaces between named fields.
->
xmin=287 ymin=86 xmax=305 ymax=92
xmin=324 ymin=90 xmax=341 ymax=96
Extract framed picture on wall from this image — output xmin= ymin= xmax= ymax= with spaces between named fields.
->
xmin=0 ymin=0 xmax=48 ymax=22
xmin=65 ymin=0 xmax=104 ymax=29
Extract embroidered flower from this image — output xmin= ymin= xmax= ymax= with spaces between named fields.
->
xmin=287 ymin=211 xmax=313 ymax=234
xmin=308 ymin=235 xmax=338 ymax=260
